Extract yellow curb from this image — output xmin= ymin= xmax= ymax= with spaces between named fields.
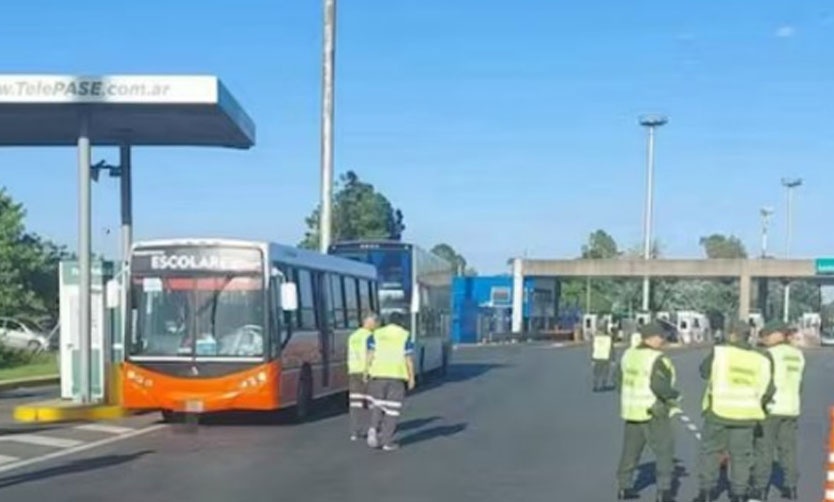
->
xmin=14 ymin=400 xmax=129 ymax=423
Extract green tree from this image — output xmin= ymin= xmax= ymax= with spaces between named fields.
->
xmin=431 ymin=243 xmax=475 ymax=276
xmin=300 ymin=171 xmax=405 ymax=250
xmin=581 ymin=229 xmax=619 ymax=259
xmin=699 ymin=234 xmax=747 ymax=259
xmin=0 ymin=188 xmax=70 ymax=322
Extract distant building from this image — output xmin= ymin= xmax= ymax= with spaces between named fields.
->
xmin=451 ymin=275 xmax=577 ymax=343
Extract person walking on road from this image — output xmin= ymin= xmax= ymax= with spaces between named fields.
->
xmin=347 ymin=313 xmax=378 ymax=441
xmin=692 ymin=320 xmax=775 ymax=502
xmin=616 ymin=321 xmax=681 ymax=502
xmin=751 ymin=322 xmax=805 ymax=500
xmin=591 ymin=330 xmax=614 ymax=391
xmin=366 ymin=311 xmax=416 ymax=451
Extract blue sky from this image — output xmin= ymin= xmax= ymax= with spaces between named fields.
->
xmin=0 ymin=1 xmax=832 ymax=273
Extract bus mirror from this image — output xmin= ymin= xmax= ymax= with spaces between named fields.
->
xmin=106 ymin=280 xmax=121 ymax=308
xmin=270 ymin=267 xmax=282 ymax=278
xmin=281 ymin=283 xmax=298 ymax=311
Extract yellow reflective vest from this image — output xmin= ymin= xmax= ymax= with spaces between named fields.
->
xmin=767 ymin=343 xmax=805 ymax=417
xmin=620 ymin=347 xmax=663 ymax=422
xmin=592 ymin=334 xmax=612 ymax=361
xmin=708 ymin=345 xmax=771 ymax=421
xmin=347 ymin=327 xmax=372 ymax=375
xmin=367 ymin=324 xmax=411 ymax=381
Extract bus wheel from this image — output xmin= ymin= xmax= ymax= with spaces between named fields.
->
xmin=295 ymin=367 xmax=313 ymax=422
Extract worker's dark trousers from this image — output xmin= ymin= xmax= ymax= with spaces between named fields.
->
xmin=368 ymin=377 xmax=406 ymax=446
xmin=348 ymin=374 xmax=370 ymax=436
xmin=752 ymin=415 xmax=799 ymax=493
xmin=592 ymin=360 xmax=610 ymax=390
xmin=616 ymin=416 xmax=674 ymax=492
xmin=697 ymin=417 xmax=755 ymax=496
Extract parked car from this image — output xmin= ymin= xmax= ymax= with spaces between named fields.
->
xmin=820 ymin=329 xmax=834 ymax=347
xmin=0 ymin=317 xmax=49 ymax=351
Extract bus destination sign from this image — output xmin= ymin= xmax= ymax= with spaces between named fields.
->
xmin=132 ymin=246 xmax=263 ymax=274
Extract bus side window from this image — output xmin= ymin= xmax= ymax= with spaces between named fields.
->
xmin=358 ymin=279 xmax=371 ymax=319
xmin=344 ymin=276 xmax=359 ymax=329
xmin=329 ymin=274 xmax=346 ymax=329
xmin=297 ymin=269 xmax=316 ymax=330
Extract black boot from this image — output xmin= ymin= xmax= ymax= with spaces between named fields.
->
xmin=690 ymin=490 xmax=711 ymax=502
xmin=618 ymin=488 xmax=640 ymax=500
xmin=656 ymin=489 xmax=675 ymax=502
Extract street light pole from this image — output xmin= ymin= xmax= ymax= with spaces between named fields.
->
xmin=760 ymin=207 xmax=773 ymax=259
xmin=639 ymin=114 xmax=668 ymax=313
xmin=781 ymin=177 xmax=802 ymax=322
xmin=319 ymin=0 xmax=337 ymax=253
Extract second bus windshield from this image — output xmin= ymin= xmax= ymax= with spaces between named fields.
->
xmin=338 ymin=248 xmax=411 ymax=317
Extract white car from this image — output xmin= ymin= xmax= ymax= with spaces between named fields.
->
xmin=820 ymin=330 xmax=834 ymax=347
xmin=0 ymin=317 xmax=49 ymax=351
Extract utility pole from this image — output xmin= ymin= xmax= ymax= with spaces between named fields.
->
xmin=760 ymin=207 xmax=773 ymax=258
xmin=318 ymin=0 xmax=337 ymax=253
xmin=781 ymin=178 xmax=802 ymax=322
xmin=638 ymin=114 xmax=668 ymax=313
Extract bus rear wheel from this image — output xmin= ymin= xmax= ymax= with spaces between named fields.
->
xmin=295 ymin=367 xmax=313 ymax=422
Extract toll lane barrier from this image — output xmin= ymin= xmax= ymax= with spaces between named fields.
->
xmin=14 ymin=400 xmax=128 ymax=423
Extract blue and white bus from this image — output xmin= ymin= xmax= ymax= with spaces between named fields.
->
xmin=328 ymin=240 xmax=453 ymax=378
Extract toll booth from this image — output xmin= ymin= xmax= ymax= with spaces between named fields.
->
xmin=635 ymin=312 xmax=651 ymax=326
xmin=799 ymin=313 xmax=821 ymax=347
xmin=58 ymin=260 xmax=121 ymax=402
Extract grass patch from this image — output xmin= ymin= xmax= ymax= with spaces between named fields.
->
xmin=0 ymin=353 xmax=58 ymax=381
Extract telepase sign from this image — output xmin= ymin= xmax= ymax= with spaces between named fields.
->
xmin=0 ymin=75 xmax=219 ymax=104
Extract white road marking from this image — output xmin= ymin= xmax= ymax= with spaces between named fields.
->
xmin=0 ymin=455 xmax=19 ymax=465
xmin=680 ymin=415 xmax=691 ymax=423
xmin=687 ymin=424 xmax=698 ymax=432
xmin=74 ymin=423 xmax=135 ymax=435
xmin=0 ymin=434 xmax=82 ymax=448
xmin=0 ymin=424 xmax=166 ymax=475
xmin=695 ymin=433 xmax=701 ymax=440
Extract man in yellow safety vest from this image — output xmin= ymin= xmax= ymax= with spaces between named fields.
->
xmin=692 ymin=320 xmax=775 ymax=502
xmin=347 ymin=313 xmax=378 ymax=441
xmin=750 ymin=321 xmax=805 ymax=500
xmin=592 ymin=330 xmax=614 ymax=392
xmin=365 ymin=311 xmax=416 ymax=451
xmin=616 ymin=322 xmax=680 ymax=502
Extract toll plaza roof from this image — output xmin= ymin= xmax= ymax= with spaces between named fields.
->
xmin=0 ymin=75 xmax=255 ymax=148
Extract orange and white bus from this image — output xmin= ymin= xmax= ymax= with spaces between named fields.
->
xmin=121 ymin=238 xmax=378 ymax=422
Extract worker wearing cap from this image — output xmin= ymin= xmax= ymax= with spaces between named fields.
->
xmin=615 ymin=322 xmax=680 ymax=502
xmin=692 ymin=320 xmax=775 ymax=502
xmin=347 ymin=313 xmax=378 ymax=441
xmin=591 ymin=329 xmax=614 ymax=392
xmin=751 ymin=321 xmax=805 ymax=500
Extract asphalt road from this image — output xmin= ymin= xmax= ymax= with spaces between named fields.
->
xmin=0 ymin=343 xmax=832 ymax=501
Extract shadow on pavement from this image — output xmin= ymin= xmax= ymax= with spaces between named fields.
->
xmin=188 ymin=392 xmax=348 ymax=427
xmin=0 ymin=424 xmax=68 ymax=436
xmin=0 ymin=450 xmax=153 ymax=490
xmin=398 ymin=423 xmax=467 ymax=447
xmin=633 ymin=458 xmax=689 ymax=495
xmin=397 ymin=416 xmax=440 ymax=433
xmin=411 ymin=363 xmax=505 ymax=396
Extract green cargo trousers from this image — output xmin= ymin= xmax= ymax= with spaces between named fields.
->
xmin=616 ymin=416 xmax=674 ymax=491
xmin=592 ymin=360 xmax=610 ymax=389
xmin=697 ymin=418 xmax=755 ymax=496
xmin=752 ymin=415 xmax=799 ymax=492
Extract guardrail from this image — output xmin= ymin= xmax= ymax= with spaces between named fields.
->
xmin=0 ymin=374 xmax=59 ymax=392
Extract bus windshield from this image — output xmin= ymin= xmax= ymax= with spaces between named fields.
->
xmin=334 ymin=247 xmax=411 ymax=314
xmin=130 ymin=275 xmax=265 ymax=358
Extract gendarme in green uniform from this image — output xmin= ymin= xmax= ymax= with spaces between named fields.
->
xmin=591 ymin=333 xmax=614 ymax=392
xmin=751 ymin=321 xmax=805 ymax=500
xmin=616 ymin=322 xmax=679 ymax=502
xmin=693 ymin=320 xmax=775 ymax=502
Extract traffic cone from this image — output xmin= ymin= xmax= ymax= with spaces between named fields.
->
xmin=823 ymin=407 xmax=834 ymax=501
